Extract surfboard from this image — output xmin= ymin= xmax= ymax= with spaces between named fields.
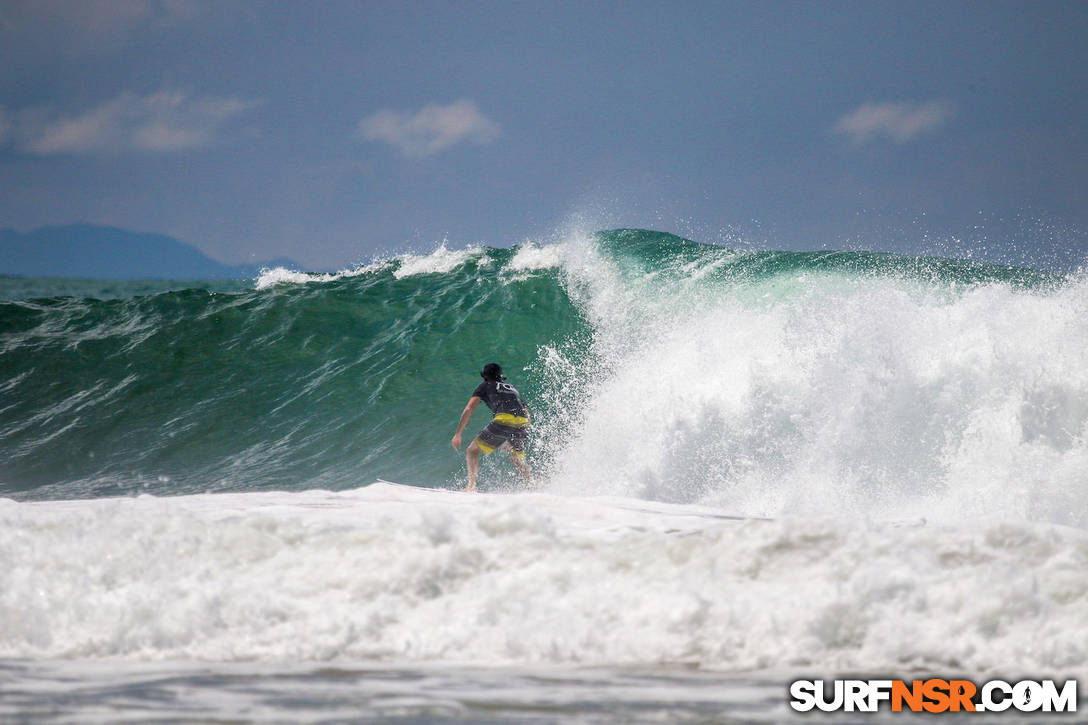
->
xmin=373 ymin=479 xmax=467 ymax=493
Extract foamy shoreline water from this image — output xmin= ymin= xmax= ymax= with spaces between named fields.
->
xmin=3 ymin=484 xmax=1086 ymax=675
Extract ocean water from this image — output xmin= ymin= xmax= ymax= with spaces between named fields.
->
xmin=1 ymin=229 xmax=1086 ymax=722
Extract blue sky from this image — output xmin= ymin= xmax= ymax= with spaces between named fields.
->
xmin=1 ymin=0 xmax=1085 ymax=270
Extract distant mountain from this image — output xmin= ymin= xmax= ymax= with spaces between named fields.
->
xmin=0 ymin=224 xmax=302 ymax=279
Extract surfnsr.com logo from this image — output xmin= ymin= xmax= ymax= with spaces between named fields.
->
xmin=789 ymin=679 xmax=1077 ymax=713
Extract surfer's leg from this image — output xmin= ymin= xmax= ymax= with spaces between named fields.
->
xmin=507 ymin=427 xmax=531 ymax=484
xmin=509 ymin=449 xmax=532 ymax=483
xmin=464 ymin=440 xmax=482 ymax=492
xmin=466 ymin=424 xmax=504 ymax=491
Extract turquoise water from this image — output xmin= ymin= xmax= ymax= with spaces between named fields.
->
xmin=2 ymin=229 xmax=1087 ymax=723
xmin=0 ymin=229 xmax=1065 ymax=502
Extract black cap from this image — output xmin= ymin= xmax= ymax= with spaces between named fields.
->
xmin=480 ymin=363 xmax=505 ymax=381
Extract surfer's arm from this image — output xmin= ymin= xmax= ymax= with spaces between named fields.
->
xmin=451 ymin=396 xmax=483 ymax=450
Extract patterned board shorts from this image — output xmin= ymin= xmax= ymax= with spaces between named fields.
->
xmin=474 ymin=415 xmax=529 ymax=458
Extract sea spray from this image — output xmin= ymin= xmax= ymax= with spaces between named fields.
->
xmin=2 ymin=229 xmax=1084 ymax=530
xmin=530 ymin=231 xmax=1087 ymax=527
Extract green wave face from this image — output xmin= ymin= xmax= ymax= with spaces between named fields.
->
xmin=0 ymin=248 xmax=584 ymax=498
xmin=0 ymin=230 xmax=1081 ymax=526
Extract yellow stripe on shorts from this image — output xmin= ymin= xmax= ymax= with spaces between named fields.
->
xmin=492 ymin=413 xmax=529 ymax=427
xmin=474 ymin=437 xmax=497 ymax=454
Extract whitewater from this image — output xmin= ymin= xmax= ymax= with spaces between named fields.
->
xmin=1 ymin=229 xmax=1087 ymax=722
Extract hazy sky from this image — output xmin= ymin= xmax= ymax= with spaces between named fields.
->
xmin=1 ymin=0 xmax=1085 ymax=270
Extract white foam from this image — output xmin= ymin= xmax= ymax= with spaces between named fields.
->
xmin=393 ymin=244 xmax=486 ymax=279
xmin=1 ymin=485 xmax=1086 ymax=674
xmin=254 ymin=262 xmax=390 ymax=290
xmin=535 ymin=232 xmax=1088 ymax=528
xmin=503 ymin=242 xmax=565 ymax=273
xmin=253 ymin=243 xmax=485 ymax=288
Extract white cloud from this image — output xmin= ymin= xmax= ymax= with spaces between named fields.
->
xmin=357 ymin=100 xmax=501 ymax=158
xmin=1 ymin=91 xmax=261 ymax=155
xmin=834 ymin=100 xmax=954 ymax=145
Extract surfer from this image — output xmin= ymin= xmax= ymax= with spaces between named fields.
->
xmin=451 ymin=363 xmax=532 ymax=491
